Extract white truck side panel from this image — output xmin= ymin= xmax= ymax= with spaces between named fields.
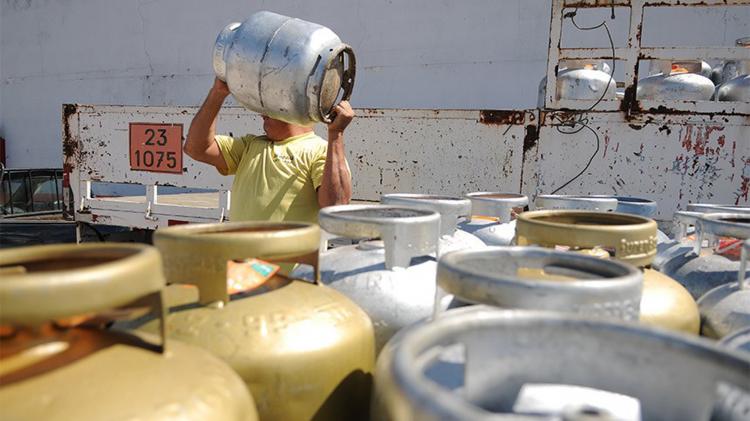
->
xmin=523 ymin=111 xmax=750 ymax=221
xmin=65 ymin=105 xmax=747 ymax=229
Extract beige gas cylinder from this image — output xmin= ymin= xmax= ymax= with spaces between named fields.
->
xmin=515 ymin=210 xmax=700 ymax=335
xmin=0 ymin=243 xmax=257 ymax=421
xmin=125 ymin=222 xmax=375 ymax=421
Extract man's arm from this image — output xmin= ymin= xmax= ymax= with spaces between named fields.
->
xmin=317 ymin=101 xmax=354 ymax=208
xmin=184 ymin=78 xmax=231 ymax=174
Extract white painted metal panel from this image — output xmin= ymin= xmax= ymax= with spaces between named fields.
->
xmin=68 ymin=104 xmax=261 ymax=189
xmin=315 ymin=109 xmax=529 ymax=201
xmin=65 ymin=105 xmax=529 ymax=229
xmin=523 ymin=111 xmax=750 ymax=220
xmin=64 ymin=104 xmax=259 ymax=228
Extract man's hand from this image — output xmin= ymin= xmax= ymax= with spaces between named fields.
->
xmin=327 ymin=101 xmax=355 ymax=134
xmin=211 ymin=78 xmax=231 ymax=99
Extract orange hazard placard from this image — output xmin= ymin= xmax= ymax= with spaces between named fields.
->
xmin=129 ymin=123 xmax=183 ymax=173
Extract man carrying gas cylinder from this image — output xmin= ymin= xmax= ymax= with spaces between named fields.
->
xmin=184 ymin=77 xmax=354 ymax=224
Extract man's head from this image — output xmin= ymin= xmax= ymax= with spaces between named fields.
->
xmin=262 ymin=115 xmax=313 ymax=141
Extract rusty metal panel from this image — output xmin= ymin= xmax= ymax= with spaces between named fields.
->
xmin=63 ymin=104 xmax=261 ymax=228
xmin=564 ymin=0 xmax=749 ymax=7
xmin=522 ymin=111 xmax=750 ymax=221
xmin=64 ymin=105 xmax=530 ymax=228
xmin=64 ymin=104 xmax=262 ymax=189
xmin=314 ymin=109 xmax=530 ymax=201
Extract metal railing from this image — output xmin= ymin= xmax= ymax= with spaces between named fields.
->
xmin=544 ymin=0 xmax=750 ymax=114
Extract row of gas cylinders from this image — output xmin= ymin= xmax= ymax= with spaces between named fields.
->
xmin=1 ymin=194 xmax=748 ymax=420
xmin=539 ymin=37 xmax=750 ymax=105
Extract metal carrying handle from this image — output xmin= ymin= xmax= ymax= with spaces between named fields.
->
xmin=381 ymin=194 xmax=470 ymax=237
xmin=319 ymin=204 xmax=440 ymax=270
xmin=673 ymin=210 xmax=702 ymax=241
xmin=389 ymin=309 xmax=749 ymax=421
xmin=154 ymin=222 xmax=321 ymax=305
xmin=466 ymin=192 xmax=529 ymax=223
xmin=436 ymin=246 xmax=642 ymax=320
xmin=320 ymin=44 xmax=356 ymax=124
xmin=694 ymin=213 xmax=750 ymax=257
xmin=515 ymin=210 xmax=658 ymax=268
xmin=212 ymin=22 xmax=241 ymax=82
xmin=609 ymin=196 xmax=657 ymax=217
xmin=535 ymin=195 xmax=618 ymax=212
xmin=0 ymin=244 xmax=167 ymax=350
xmin=740 ymin=240 xmax=749 ymax=290
xmin=687 ymin=203 xmax=750 ymax=215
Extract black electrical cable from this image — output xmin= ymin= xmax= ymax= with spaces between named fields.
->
xmin=548 ymin=7 xmax=616 ymax=195
xmin=569 ymin=12 xmax=616 ymax=112
xmin=551 ymin=123 xmax=601 ymax=194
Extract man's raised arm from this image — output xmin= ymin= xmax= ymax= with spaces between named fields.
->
xmin=184 ymin=78 xmax=231 ymax=173
xmin=318 ymin=101 xmax=354 ymax=208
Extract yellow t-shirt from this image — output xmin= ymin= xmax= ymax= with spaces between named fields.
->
xmin=215 ymin=132 xmax=329 ymax=223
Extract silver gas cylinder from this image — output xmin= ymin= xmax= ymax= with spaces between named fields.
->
xmin=292 ymin=204 xmax=441 ymax=352
xmin=590 ymin=196 xmax=671 ymax=243
xmin=720 ymin=327 xmax=750 ymax=354
xmin=654 ymin=210 xmax=701 ymax=272
xmin=537 ymin=60 xmax=616 ymax=108
xmin=637 ymin=60 xmax=715 ymax=101
xmin=372 ymin=309 xmax=750 ymax=421
xmin=717 ymin=37 xmax=750 ymax=102
xmin=534 ymin=194 xmax=618 ymax=212
xmin=697 ymin=239 xmax=750 ymax=339
xmin=688 ymin=203 xmax=750 ymax=214
xmin=380 ymin=194 xmax=486 ymax=256
xmin=610 ymin=196 xmax=658 ymax=217
xmin=435 ymin=246 xmax=642 ymax=321
xmin=213 ymin=11 xmax=355 ymax=125
xmin=701 ymin=61 xmax=714 ymax=78
xmin=655 ymin=205 xmax=750 ymax=272
xmin=666 ymin=213 xmax=750 ymax=300
xmin=457 ymin=192 xmax=529 ymax=246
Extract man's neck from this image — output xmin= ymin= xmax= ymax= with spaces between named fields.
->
xmin=268 ymin=127 xmax=314 ymax=141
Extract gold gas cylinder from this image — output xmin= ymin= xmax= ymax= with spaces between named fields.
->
xmin=516 ymin=210 xmax=700 ymax=335
xmin=0 ymin=244 xmax=257 ymax=421
xmin=123 ymin=222 xmax=375 ymax=421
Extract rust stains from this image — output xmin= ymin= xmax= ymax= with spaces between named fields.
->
xmin=620 ymin=85 xmax=638 ymax=114
xmin=738 ymin=175 xmax=749 ymax=205
xmin=658 ymin=124 xmax=672 ymax=136
xmin=523 ymin=124 xmax=539 ymax=154
xmin=62 ymin=104 xmax=79 ymax=160
xmin=480 ymin=110 xmax=525 ymax=126
xmin=680 ymin=124 xmax=725 ymax=157
xmin=563 ymin=0 xmax=628 ymax=6
xmin=603 ymin=134 xmax=610 ymax=158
